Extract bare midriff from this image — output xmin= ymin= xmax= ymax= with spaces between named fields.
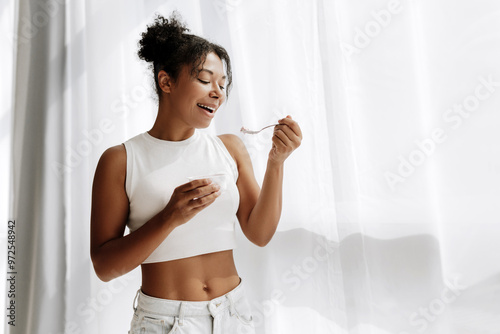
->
xmin=140 ymin=249 xmax=240 ymax=301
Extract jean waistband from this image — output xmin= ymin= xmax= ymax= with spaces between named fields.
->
xmin=133 ymin=277 xmax=245 ymax=318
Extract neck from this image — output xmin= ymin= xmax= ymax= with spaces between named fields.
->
xmin=148 ymin=100 xmax=195 ymax=141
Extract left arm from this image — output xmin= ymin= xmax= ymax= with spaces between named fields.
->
xmin=219 ymin=115 xmax=302 ymax=247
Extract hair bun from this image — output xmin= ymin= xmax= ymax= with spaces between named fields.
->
xmin=137 ymin=12 xmax=189 ymax=64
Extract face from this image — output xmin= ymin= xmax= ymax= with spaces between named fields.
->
xmin=159 ymin=52 xmax=227 ymax=128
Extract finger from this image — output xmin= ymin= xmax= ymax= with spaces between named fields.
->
xmin=191 ymin=189 xmax=221 ymax=208
xmin=274 ymin=126 xmax=293 ymax=146
xmin=275 ymin=124 xmax=298 ymax=144
xmin=181 ymin=178 xmax=212 ymax=192
xmin=272 ymin=129 xmax=289 ymax=148
xmin=282 ymin=120 xmax=302 ymax=140
xmin=282 ymin=124 xmax=301 ymax=147
xmin=278 ymin=118 xmax=302 ymax=139
xmin=188 ymin=182 xmax=220 ymax=200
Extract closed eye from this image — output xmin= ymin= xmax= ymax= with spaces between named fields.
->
xmin=199 ymin=79 xmax=225 ymax=91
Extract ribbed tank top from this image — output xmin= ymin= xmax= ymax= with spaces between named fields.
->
xmin=122 ymin=129 xmax=240 ymax=263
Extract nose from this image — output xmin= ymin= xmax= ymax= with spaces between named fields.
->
xmin=209 ymin=84 xmax=224 ymax=100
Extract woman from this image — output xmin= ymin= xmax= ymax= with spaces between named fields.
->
xmin=90 ymin=12 xmax=302 ymax=333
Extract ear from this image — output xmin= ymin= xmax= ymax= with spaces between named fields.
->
xmin=158 ymin=70 xmax=174 ymax=94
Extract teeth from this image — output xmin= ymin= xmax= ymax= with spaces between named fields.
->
xmin=197 ymin=104 xmax=215 ymax=112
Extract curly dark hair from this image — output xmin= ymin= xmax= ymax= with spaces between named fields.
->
xmin=137 ymin=12 xmax=232 ymax=100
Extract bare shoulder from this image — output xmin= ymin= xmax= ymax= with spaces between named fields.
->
xmin=97 ymin=144 xmax=126 ymax=171
xmin=217 ymin=134 xmax=246 ymax=166
xmin=216 ymin=133 xmax=257 ymax=187
xmin=93 ymin=144 xmax=127 ymax=187
xmin=100 ymin=144 xmax=126 ymax=161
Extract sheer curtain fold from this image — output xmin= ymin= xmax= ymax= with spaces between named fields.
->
xmin=9 ymin=1 xmax=68 ymax=333
xmin=5 ymin=1 xmax=500 ymax=333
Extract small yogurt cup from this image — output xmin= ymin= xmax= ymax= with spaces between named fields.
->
xmin=186 ymin=173 xmax=228 ymax=198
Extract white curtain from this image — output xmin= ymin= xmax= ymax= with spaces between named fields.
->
xmin=3 ymin=0 xmax=500 ymax=333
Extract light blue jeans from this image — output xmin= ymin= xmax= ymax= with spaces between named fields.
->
xmin=128 ymin=277 xmax=256 ymax=334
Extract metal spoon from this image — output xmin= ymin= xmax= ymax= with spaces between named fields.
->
xmin=240 ymin=123 xmax=279 ymax=135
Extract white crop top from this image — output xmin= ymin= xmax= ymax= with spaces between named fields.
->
xmin=123 ymin=129 xmax=240 ymax=263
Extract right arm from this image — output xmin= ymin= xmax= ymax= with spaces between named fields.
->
xmin=90 ymin=144 xmax=221 ymax=282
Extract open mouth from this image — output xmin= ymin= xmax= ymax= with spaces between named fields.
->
xmin=197 ymin=103 xmax=215 ymax=113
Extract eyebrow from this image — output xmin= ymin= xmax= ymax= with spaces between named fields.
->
xmin=199 ymin=69 xmax=226 ymax=79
